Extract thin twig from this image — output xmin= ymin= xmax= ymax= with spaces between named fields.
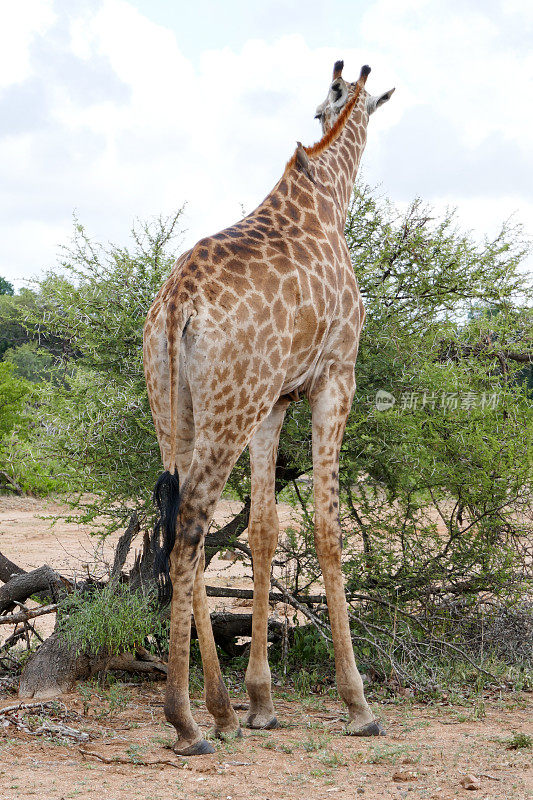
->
xmin=270 ymin=576 xmax=331 ymax=643
xmin=79 ymin=748 xmax=185 ymax=768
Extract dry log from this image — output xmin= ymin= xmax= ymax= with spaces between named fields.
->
xmin=107 ymin=650 xmax=167 ymax=675
xmin=192 ymin=611 xmax=284 ymax=657
xmin=205 ymin=585 xmax=328 ymax=604
xmin=128 ymin=529 xmax=155 ymax=595
xmin=0 ymin=551 xmax=25 ymax=584
xmin=0 ymin=565 xmax=67 ymax=614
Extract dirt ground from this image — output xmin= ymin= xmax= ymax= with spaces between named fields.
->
xmin=0 ymin=496 xmax=532 ymax=800
xmin=0 ymin=686 xmax=531 ymax=800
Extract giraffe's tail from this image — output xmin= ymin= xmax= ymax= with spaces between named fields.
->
xmin=152 ymin=469 xmax=180 ymax=605
xmin=152 ymin=296 xmax=195 ymax=605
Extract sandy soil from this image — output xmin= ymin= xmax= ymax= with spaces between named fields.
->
xmin=0 ymin=496 xmax=532 ymax=800
xmin=0 ymin=686 xmax=531 ymax=800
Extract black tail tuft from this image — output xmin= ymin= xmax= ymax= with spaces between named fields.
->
xmin=151 ymin=470 xmax=180 ymax=605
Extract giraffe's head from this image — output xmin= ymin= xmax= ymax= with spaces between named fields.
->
xmin=314 ymin=60 xmax=394 ymax=134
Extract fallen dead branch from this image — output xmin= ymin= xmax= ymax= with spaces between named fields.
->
xmin=79 ymin=747 xmax=185 ymax=768
xmin=204 ymin=585 xmax=327 ymax=604
xmin=270 ymin=576 xmax=331 ymax=643
xmin=107 ymin=649 xmax=168 ymax=675
xmin=0 ymin=700 xmax=58 ymax=715
xmin=229 ymin=541 xmax=331 ymax=643
xmin=0 ymin=603 xmax=58 ymax=625
xmin=0 ymin=470 xmax=23 ymax=495
xmin=26 ymin=719 xmax=90 ymax=742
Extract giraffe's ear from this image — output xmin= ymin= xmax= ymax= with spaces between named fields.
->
xmin=315 ymin=66 xmax=349 ymax=127
xmin=328 ymin=77 xmax=349 ymax=112
xmin=366 ymin=87 xmax=395 ymax=115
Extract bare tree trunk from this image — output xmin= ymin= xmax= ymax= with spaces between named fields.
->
xmin=18 ymin=629 xmax=106 ymax=699
xmin=18 ymin=632 xmax=169 ymax=699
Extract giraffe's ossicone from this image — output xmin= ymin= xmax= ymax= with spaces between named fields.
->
xmin=143 ymin=60 xmax=394 ymax=755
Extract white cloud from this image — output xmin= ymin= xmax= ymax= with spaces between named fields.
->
xmin=0 ymin=1 xmax=56 ymax=89
xmin=0 ymin=0 xmax=531 ymax=289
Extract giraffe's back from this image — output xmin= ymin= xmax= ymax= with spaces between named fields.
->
xmin=146 ymin=199 xmax=362 ymax=410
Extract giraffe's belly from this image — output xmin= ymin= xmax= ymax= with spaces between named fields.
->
xmin=279 ymin=304 xmax=334 ymax=395
xmin=280 ymin=284 xmax=361 ymax=397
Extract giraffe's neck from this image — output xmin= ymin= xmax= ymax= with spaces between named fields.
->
xmin=316 ymin=96 xmax=368 ymax=218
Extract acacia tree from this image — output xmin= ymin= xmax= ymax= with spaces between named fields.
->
xmin=270 ymin=188 xmax=532 ymax=605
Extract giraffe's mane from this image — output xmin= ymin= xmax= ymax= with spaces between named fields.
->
xmin=284 ymin=80 xmax=365 ymax=174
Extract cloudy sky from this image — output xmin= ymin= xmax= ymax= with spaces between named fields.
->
xmin=1 ymin=0 xmax=532 ymax=289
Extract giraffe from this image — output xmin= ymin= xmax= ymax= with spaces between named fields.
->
xmin=143 ymin=60 xmax=394 ymax=755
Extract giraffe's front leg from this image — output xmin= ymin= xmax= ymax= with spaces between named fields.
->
xmin=244 ymin=401 xmax=288 ymax=730
xmin=244 ymin=513 xmax=279 ymax=730
xmin=310 ymin=368 xmax=386 ymax=737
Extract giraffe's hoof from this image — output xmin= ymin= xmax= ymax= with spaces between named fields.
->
xmin=245 ymin=713 xmax=279 ymax=730
xmin=211 ymin=726 xmax=243 ymax=741
xmin=345 ymin=719 xmax=386 ymax=737
xmin=173 ymin=738 xmax=216 ymax=756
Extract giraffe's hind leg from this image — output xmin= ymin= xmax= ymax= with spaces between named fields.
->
xmin=145 ymin=336 xmax=239 ymax=748
xmin=171 ymin=371 xmax=240 ymax=738
xmin=244 ymin=399 xmax=289 ymax=729
xmin=163 ymin=443 xmax=249 ymax=754
xmin=193 ymin=546 xmax=241 ymax=739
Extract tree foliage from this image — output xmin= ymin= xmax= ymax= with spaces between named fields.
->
xmin=272 ymin=188 xmax=532 ymax=605
xmin=0 ymin=361 xmax=31 ymax=443
xmin=0 ymin=276 xmax=14 ymax=296
xmin=2 ymin=213 xmax=183 ymax=517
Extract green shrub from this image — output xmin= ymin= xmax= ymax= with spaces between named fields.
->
xmin=58 ymin=584 xmax=162 ymax=657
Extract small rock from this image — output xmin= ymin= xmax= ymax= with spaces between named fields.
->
xmin=392 ymin=770 xmax=418 ymax=782
xmin=460 ymin=774 xmax=481 ymax=791
xmin=219 ymin=549 xmax=238 ymax=562
xmin=398 ymin=687 xmax=414 ymax=698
